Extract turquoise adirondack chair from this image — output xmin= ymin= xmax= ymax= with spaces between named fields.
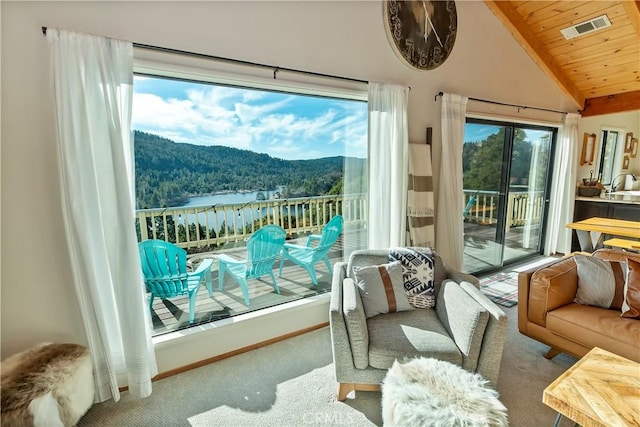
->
xmin=138 ymin=240 xmax=213 ymax=324
xmin=463 ymin=193 xmax=478 ymax=219
xmin=278 ymin=215 xmax=343 ymax=286
xmin=217 ymin=224 xmax=286 ymax=305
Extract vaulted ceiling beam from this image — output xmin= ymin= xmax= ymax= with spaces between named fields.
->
xmin=581 ymin=90 xmax=640 ymax=117
xmin=483 ymin=0 xmax=585 ymax=109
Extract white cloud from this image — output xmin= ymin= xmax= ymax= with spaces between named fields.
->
xmin=235 ymin=97 xmax=292 ymax=124
xmin=132 ymin=80 xmax=368 ymax=159
xmin=132 ymin=93 xmax=200 ymax=134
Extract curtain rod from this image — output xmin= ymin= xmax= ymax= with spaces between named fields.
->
xmin=434 ymin=91 xmax=569 ymax=115
xmin=41 ymin=26 xmax=368 ymax=85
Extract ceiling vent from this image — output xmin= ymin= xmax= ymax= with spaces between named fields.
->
xmin=561 ymin=15 xmax=612 ymax=40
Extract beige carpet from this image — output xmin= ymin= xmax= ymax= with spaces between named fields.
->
xmin=79 ymin=304 xmax=578 ymax=426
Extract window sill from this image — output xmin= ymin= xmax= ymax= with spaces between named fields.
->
xmin=151 ymin=293 xmax=331 ymax=373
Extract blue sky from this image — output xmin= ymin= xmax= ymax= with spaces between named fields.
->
xmin=464 ymin=123 xmax=551 ymax=145
xmin=132 ymin=75 xmax=367 ymax=160
xmin=464 ymin=124 xmax=500 ymax=143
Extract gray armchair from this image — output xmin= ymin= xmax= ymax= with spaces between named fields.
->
xmin=329 ymin=250 xmax=507 ymax=401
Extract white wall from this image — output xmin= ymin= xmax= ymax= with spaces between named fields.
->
xmin=577 ymin=111 xmax=640 ymax=188
xmin=1 ymin=1 xmax=576 ymax=370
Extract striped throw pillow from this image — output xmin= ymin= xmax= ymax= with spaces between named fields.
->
xmin=355 ymin=261 xmax=413 ymax=318
xmin=574 ymin=255 xmax=627 ymax=310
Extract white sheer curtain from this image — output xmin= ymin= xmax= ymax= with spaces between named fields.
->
xmin=544 ymin=113 xmax=580 ymax=255
xmin=523 ymin=140 xmax=542 ymax=249
xmin=435 ymin=93 xmax=468 ymax=270
xmin=48 ymin=29 xmax=157 ymax=402
xmin=367 ymin=82 xmax=409 ymax=249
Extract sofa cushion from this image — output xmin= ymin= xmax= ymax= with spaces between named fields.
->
xmin=355 ymin=261 xmax=413 ymax=318
xmin=622 ymin=258 xmax=640 ymax=319
xmin=528 ymin=257 xmax=578 ymax=326
xmin=574 ymin=255 xmax=626 ymax=310
xmin=546 ymin=303 xmax=640 ymax=362
xmin=593 ymin=248 xmax=640 ymax=264
xmin=367 ymin=310 xmax=461 ymax=370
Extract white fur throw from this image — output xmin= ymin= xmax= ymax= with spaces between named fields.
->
xmin=1 ymin=343 xmax=94 ymax=426
xmin=382 ymin=358 xmax=508 ymax=427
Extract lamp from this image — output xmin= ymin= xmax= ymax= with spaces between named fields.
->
xmin=608 ymin=173 xmax=638 ymax=193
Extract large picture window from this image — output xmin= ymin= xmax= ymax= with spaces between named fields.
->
xmin=132 ymin=73 xmax=368 ymax=336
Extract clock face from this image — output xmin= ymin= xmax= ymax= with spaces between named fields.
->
xmin=383 ymin=0 xmax=457 ymax=70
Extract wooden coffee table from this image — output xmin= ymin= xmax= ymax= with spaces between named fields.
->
xmin=543 ymin=347 xmax=640 ymax=427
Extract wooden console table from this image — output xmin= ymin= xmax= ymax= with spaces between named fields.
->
xmin=543 ymin=347 xmax=640 ymax=426
xmin=566 ymin=217 xmax=640 ymax=252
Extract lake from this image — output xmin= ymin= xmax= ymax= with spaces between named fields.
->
xmin=181 ymin=189 xmax=299 ymax=230
xmin=184 ymin=190 xmax=275 ymax=207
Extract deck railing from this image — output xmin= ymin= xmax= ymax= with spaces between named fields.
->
xmin=136 ymin=193 xmax=367 ymax=249
xmin=136 ymin=190 xmax=544 ymax=249
xmin=463 ymin=189 xmax=545 ymax=231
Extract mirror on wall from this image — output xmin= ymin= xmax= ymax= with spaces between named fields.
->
xmin=580 ymin=133 xmax=596 ymax=166
xmin=596 ymin=128 xmax=621 ymax=185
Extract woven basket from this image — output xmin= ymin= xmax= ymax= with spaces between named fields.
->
xmin=578 ymin=186 xmax=601 ymax=197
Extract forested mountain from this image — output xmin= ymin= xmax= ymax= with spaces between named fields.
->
xmin=134 ymin=131 xmax=365 ymax=208
xmin=463 ymin=128 xmax=550 ymax=191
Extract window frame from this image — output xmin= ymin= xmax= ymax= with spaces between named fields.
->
xmin=132 ymin=54 xmax=369 ymax=337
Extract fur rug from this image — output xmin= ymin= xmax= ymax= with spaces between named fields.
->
xmin=382 ymin=358 xmax=508 ymax=427
xmin=1 ymin=343 xmax=94 ymax=426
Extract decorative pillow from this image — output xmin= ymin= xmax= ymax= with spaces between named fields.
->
xmin=621 ymin=258 xmax=640 ymax=319
xmin=574 ymin=255 xmax=626 ymax=309
xmin=354 ymin=261 xmax=413 ymax=318
xmin=388 ymin=247 xmax=435 ymax=308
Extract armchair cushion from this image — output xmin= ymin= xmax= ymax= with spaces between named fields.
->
xmin=355 ymin=261 xmax=413 ymax=318
xmin=436 ymin=280 xmax=490 ymax=372
xmin=342 ymin=278 xmax=369 ymax=369
xmin=347 ymin=249 xmax=449 ymax=294
xmin=367 ymin=310 xmax=461 ymax=369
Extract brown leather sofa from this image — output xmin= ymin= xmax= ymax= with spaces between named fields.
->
xmin=518 ymin=249 xmax=640 ymax=363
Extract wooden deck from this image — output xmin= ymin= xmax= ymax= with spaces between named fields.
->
xmin=149 ymin=229 xmax=365 ymax=336
xmin=463 ymin=222 xmax=542 ymax=273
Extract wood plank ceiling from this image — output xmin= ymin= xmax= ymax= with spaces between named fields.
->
xmin=484 ymin=1 xmax=640 ymax=116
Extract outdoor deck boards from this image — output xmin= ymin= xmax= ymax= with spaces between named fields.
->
xmin=149 ymin=231 xmax=364 ymax=336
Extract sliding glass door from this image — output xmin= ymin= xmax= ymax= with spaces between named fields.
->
xmin=462 ymin=119 xmax=556 ymax=274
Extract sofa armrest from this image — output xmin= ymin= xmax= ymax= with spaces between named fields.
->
xmin=526 ymin=257 xmax=578 ymax=327
xmin=330 ymin=262 xmax=361 ymax=381
xmin=445 ymin=267 xmax=480 ymax=288
xmin=518 ymin=267 xmax=537 ymax=336
xmin=436 ymin=280 xmax=490 ymax=375
xmin=342 ymin=278 xmax=369 ymax=369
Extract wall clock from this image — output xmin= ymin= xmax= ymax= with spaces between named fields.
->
xmin=383 ymin=0 xmax=457 ymax=70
